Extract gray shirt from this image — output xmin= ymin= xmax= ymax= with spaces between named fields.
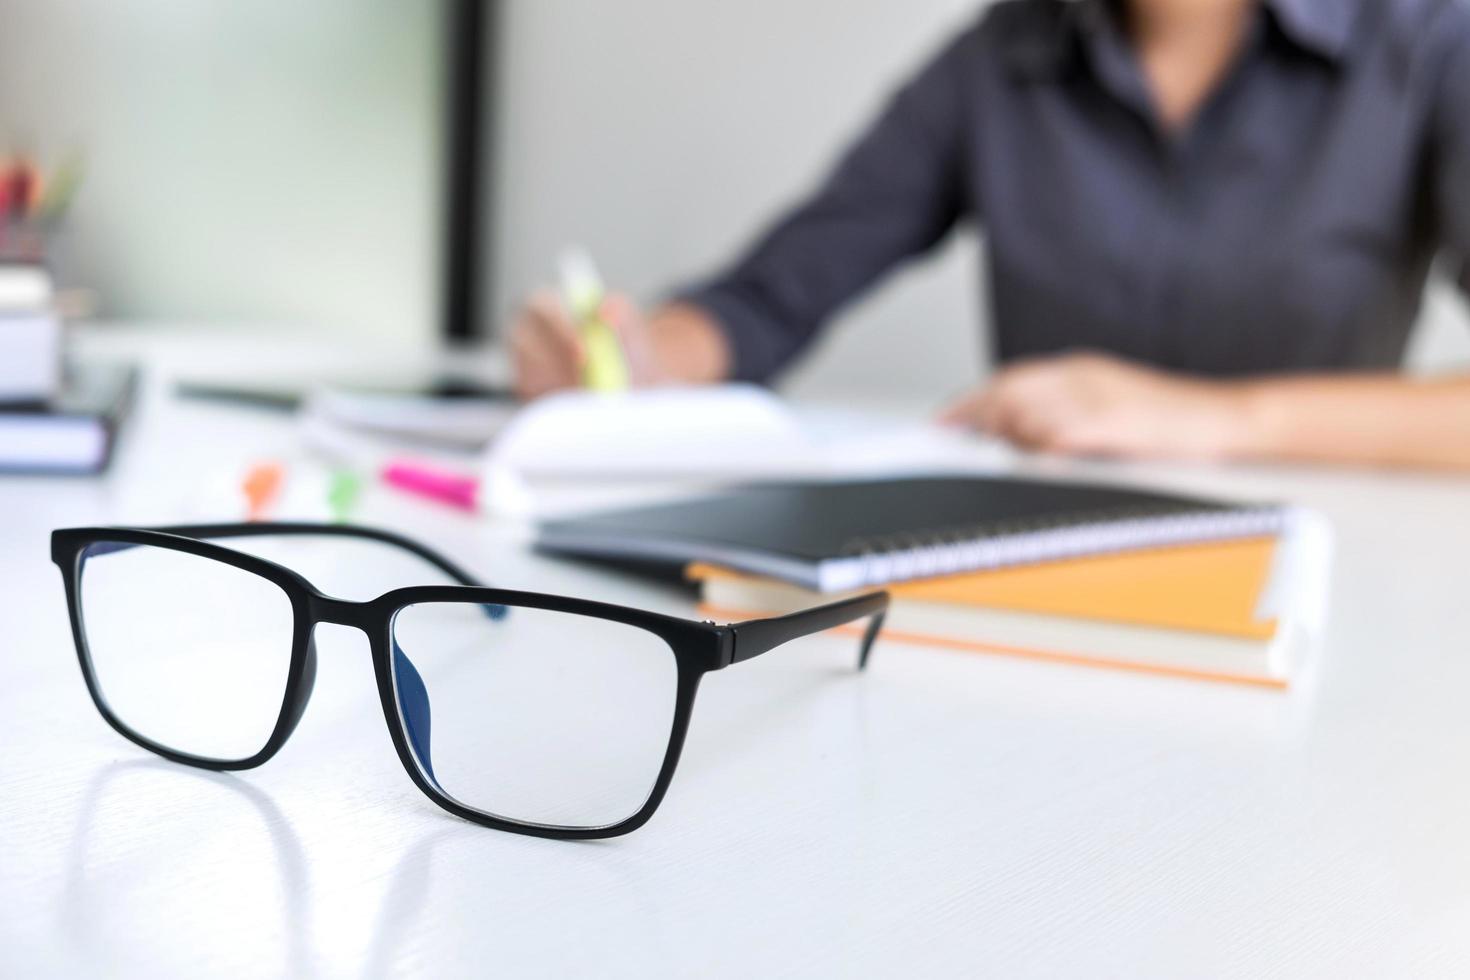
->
xmin=681 ymin=0 xmax=1470 ymax=382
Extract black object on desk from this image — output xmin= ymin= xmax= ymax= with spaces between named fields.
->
xmin=537 ymin=476 xmax=1288 ymax=593
xmin=0 ymin=362 xmax=138 ymax=475
xmin=174 ymin=376 xmax=515 ymax=412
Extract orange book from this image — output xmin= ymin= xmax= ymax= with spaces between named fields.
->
xmin=690 ymin=537 xmax=1295 ymax=688
xmin=690 ymin=536 xmax=1278 ymax=640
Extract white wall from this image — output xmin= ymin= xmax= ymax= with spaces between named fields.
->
xmin=491 ymin=0 xmax=990 ymax=400
xmin=0 ymin=0 xmax=441 ymax=341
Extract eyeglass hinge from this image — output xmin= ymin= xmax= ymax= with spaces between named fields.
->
xmin=712 ymin=625 xmax=737 ymax=670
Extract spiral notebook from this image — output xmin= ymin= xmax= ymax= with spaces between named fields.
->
xmin=535 ymin=476 xmax=1289 ymax=593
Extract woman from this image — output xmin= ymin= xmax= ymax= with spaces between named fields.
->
xmin=511 ymin=0 xmax=1470 ymax=470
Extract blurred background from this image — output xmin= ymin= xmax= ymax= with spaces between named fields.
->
xmin=1 ymin=0 xmax=1466 ymax=401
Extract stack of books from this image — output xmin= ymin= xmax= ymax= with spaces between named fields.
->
xmin=0 ymin=263 xmax=60 ymax=403
xmin=538 ymin=476 xmax=1331 ymax=688
xmin=0 ymin=264 xmax=137 ymax=475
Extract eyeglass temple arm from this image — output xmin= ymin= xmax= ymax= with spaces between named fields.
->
xmin=133 ymin=522 xmax=489 ymax=587
xmin=727 ymin=591 xmax=889 ymax=670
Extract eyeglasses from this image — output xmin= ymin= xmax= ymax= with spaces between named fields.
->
xmin=51 ymin=523 xmax=888 ymax=840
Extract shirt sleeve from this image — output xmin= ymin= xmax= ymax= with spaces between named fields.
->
xmin=676 ymin=29 xmax=977 ymax=383
xmin=1432 ymin=24 xmax=1470 ymax=298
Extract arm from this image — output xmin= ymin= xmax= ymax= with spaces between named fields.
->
xmin=1209 ymin=374 xmax=1470 ymax=470
xmin=510 ymin=27 xmax=977 ymax=396
xmin=1218 ymin=22 xmax=1470 ymax=471
xmin=943 ymin=353 xmax=1470 ymax=470
xmin=727 ymin=592 xmax=889 ymax=671
xmin=666 ymin=31 xmax=976 ymax=383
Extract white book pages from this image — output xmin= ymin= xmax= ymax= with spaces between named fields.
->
xmin=0 ymin=312 xmax=62 ymax=401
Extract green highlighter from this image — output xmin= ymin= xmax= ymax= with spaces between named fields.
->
xmin=326 ymin=468 xmax=364 ymax=524
xmin=559 ymin=248 xmax=630 ymax=392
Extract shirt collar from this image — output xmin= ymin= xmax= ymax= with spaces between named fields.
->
xmin=1001 ymin=0 xmax=1098 ymax=80
xmin=1263 ymin=0 xmax=1364 ymax=64
xmin=1003 ymin=0 xmax=1365 ymax=80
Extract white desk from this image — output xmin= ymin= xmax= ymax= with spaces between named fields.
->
xmin=5 ymin=331 xmax=1470 ymax=978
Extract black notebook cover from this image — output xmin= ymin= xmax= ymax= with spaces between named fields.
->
xmin=536 ymin=476 xmax=1286 ymax=592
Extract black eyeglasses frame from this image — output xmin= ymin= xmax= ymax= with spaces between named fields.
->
xmin=50 ymin=522 xmax=888 ymax=840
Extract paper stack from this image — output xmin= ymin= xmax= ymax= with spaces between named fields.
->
xmin=0 ymin=263 xmax=60 ymax=403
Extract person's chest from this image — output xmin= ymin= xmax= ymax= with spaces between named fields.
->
xmin=967 ymin=38 xmax=1435 ymax=373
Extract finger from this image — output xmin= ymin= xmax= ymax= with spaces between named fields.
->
xmin=601 ymin=293 xmax=637 ymax=336
xmin=971 ymin=386 xmax=1011 ymax=435
xmin=936 ymin=387 xmax=986 ymax=427
xmin=985 ymin=385 xmax=1068 ymax=451
xmin=1036 ymin=425 xmax=1097 ymax=456
xmin=513 ymin=291 xmax=586 ymax=388
xmin=1052 ymin=425 xmax=1140 ymax=459
xmin=975 ymin=371 xmax=1032 ymax=437
xmin=601 ymin=293 xmax=660 ymax=385
xmin=522 ymin=290 xmax=585 ymax=368
xmin=940 ymin=364 xmax=1024 ymax=430
xmin=1011 ymin=405 xmax=1122 ymax=457
xmin=511 ymin=345 xmax=557 ymax=401
xmin=991 ymin=361 xmax=1060 ymax=404
xmin=511 ymin=317 xmax=579 ymax=400
xmin=1004 ymin=409 xmax=1057 ymax=451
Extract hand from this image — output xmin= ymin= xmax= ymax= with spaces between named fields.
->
xmin=939 ymin=351 xmax=1247 ymax=460
xmin=508 ymin=290 xmax=668 ymax=400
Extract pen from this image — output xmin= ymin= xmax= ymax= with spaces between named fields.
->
xmin=241 ymin=461 xmax=285 ymax=521
xmin=3 ymin=161 xmax=37 ymax=221
xmin=300 ymin=411 xmax=531 ymax=516
xmin=558 ymin=247 xmax=630 ymax=392
xmin=381 ymin=458 xmax=533 ymax=517
xmin=36 ymin=153 xmax=85 ymax=224
xmin=382 ymin=459 xmax=481 ymax=512
xmin=326 ymin=468 xmax=364 ymax=523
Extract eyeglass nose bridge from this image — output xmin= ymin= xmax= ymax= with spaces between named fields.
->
xmin=308 ymin=595 xmax=378 ymax=633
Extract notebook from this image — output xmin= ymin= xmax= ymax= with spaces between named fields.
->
xmin=536 ymin=476 xmax=1289 ymax=593
xmin=689 ymin=535 xmax=1281 ymax=639
xmin=0 ymin=362 xmax=139 ymax=475
xmin=687 ymin=522 xmax=1329 ymax=688
xmin=695 ymin=579 xmax=1295 ymax=687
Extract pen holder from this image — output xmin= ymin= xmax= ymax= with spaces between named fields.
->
xmin=0 ymin=216 xmax=91 ymax=317
xmin=0 ymin=230 xmax=66 ymax=403
xmin=0 ymin=220 xmax=76 ymax=296
xmin=0 ymin=219 xmax=47 ymax=266
xmin=0 ymin=216 xmax=79 ymax=288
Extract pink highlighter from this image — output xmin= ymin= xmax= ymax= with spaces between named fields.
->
xmin=382 ymin=459 xmax=481 ymax=512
